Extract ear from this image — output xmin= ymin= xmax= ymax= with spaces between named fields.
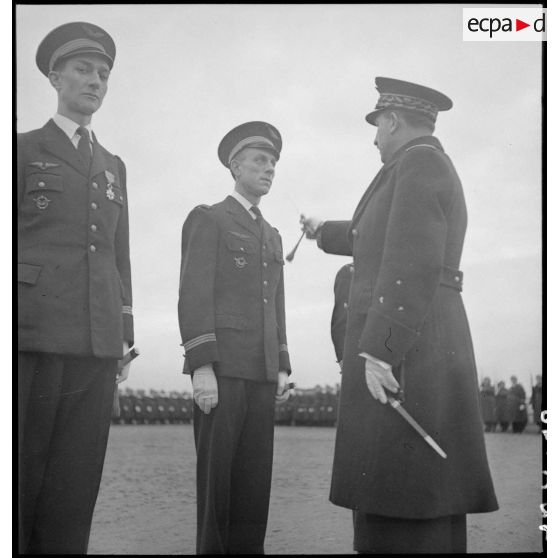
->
xmin=48 ymin=70 xmax=61 ymax=91
xmin=230 ymin=158 xmax=241 ymax=179
xmin=387 ymin=111 xmax=401 ymax=133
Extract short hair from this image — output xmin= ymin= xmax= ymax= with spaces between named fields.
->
xmin=394 ymin=108 xmax=435 ymax=133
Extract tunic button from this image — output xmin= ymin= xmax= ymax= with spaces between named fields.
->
xmin=352 ymin=229 xmax=358 ymax=237
xmin=349 ymin=266 xmax=354 ymax=274
xmin=92 ymin=182 xmax=98 ymax=189
xmin=91 ymin=224 xmax=97 ymax=232
xmin=91 ymin=202 xmax=98 ymax=210
xmin=89 ymin=245 xmax=96 ymax=253
xmin=454 ymin=276 xmax=460 ymax=282
xmin=38 ymin=181 xmax=46 ymax=188
xmin=263 ymin=298 xmax=268 ymax=304
xmin=379 ymin=296 xmax=384 ymax=303
xmin=397 ymin=306 xmax=404 ymax=311
xmin=263 ymin=280 xmax=268 ymax=286
xmin=396 ymin=279 xmax=402 ymax=285
xmin=343 ymin=302 xmax=348 ymax=309
xmin=240 ymin=247 xmax=245 ymax=252
xmin=263 ymin=262 xmax=268 ymax=268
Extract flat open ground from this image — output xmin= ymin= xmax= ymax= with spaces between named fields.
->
xmin=89 ymin=424 xmax=544 ymax=554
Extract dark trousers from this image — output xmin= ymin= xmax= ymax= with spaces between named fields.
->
xmin=193 ymin=377 xmax=276 ymax=554
xmin=353 ymin=511 xmax=467 ymax=554
xmin=18 ymin=352 xmax=116 ymax=554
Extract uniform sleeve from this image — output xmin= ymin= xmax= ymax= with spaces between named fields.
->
xmin=114 ymin=156 xmax=134 ymax=346
xmin=275 ymin=234 xmax=291 ymax=374
xmin=358 ymin=149 xmax=450 ymax=366
xmin=178 ymin=207 xmax=220 ymax=374
xmin=319 ymin=220 xmax=353 ymax=256
xmin=331 ymin=264 xmax=351 ymax=362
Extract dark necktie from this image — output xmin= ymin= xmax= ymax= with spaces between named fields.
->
xmin=250 ymin=205 xmax=263 ymax=227
xmin=76 ymin=126 xmax=92 ymax=169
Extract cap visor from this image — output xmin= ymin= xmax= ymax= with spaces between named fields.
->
xmin=365 ymin=109 xmax=383 ymax=126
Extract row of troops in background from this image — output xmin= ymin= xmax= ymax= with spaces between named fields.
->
xmin=18 ymin=20 xmax=501 ymax=556
xmin=480 ymin=375 xmax=543 ymax=433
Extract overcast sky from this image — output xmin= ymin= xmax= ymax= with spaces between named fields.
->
xmin=16 ymin=4 xmax=543 ymax=394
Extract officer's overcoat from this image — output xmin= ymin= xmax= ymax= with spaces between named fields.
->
xmin=178 ymin=195 xmax=290 ymax=381
xmin=321 ymin=136 xmax=498 ymax=518
xmin=17 ymin=120 xmax=133 ymax=358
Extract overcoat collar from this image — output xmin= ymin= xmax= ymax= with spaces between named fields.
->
xmin=38 ymin=119 xmax=115 ymax=179
xmin=224 ymin=195 xmax=263 ymax=239
xmin=350 ymin=135 xmax=443 ymax=230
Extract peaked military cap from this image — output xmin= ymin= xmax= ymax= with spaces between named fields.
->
xmin=36 ymin=21 xmax=116 ymax=76
xmin=366 ymin=77 xmax=453 ymax=126
xmin=218 ymin=121 xmax=282 ymax=168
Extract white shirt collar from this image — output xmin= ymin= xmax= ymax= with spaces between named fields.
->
xmin=52 ymin=113 xmax=93 ymax=141
xmin=231 ymin=190 xmax=258 ymax=219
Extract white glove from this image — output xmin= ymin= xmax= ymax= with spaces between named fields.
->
xmin=299 ymin=214 xmax=323 ymax=239
xmin=362 ymin=354 xmax=400 ymax=404
xmin=275 ymin=371 xmax=290 ymax=403
xmin=192 ymin=364 xmax=218 ymax=414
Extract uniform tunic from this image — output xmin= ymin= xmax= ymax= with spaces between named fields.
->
xmin=320 ymin=135 xmax=498 ymax=519
xmin=18 ymin=119 xmax=134 ymax=356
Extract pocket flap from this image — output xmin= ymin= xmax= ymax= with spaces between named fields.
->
xmin=25 ymin=173 xmax=63 ymax=194
xmin=225 ymin=234 xmax=256 ymax=254
xmin=215 ymin=314 xmax=246 ymax=330
xmin=18 ymin=263 xmax=42 ymax=285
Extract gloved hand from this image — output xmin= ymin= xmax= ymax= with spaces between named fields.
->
xmin=275 ymin=371 xmax=290 ymax=403
xmin=192 ymin=364 xmax=218 ymax=414
xmin=363 ymin=355 xmax=400 ymax=404
xmin=299 ymin=214 xmax=323 ymax=239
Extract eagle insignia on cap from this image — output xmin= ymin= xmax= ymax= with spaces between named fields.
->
xmin=81 ymin=24 xmax=105 ymax=39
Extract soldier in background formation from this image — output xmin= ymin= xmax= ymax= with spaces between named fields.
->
xmin=530 ymin=374 xmax=543 ymax=431
xmin=481 ymin=376 xmax=540 ymax=433
xmin=479 ymin=377 xmax=497 ymax=432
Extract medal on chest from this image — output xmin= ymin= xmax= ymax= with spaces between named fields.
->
xmin=105 ymin=170 xmax=116 ymax=200
xmin=234 ymin=256 xmax=247 ymax=269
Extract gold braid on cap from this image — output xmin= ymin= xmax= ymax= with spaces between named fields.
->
xmin=376 ymin=93 xmax=438 ymax=121
xmin=48 ymin=38 xmax=108 ymax=71
xmin=228 ymin=136 xmax=275 ymax=164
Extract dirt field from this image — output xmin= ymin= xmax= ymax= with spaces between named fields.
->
xmin=89 ymin=424 xmax=544 ymax=554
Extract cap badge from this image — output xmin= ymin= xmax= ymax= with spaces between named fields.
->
xmin=234 ymin=256 xmax=247 ymax=269
xmin=33 ymin=195 xmax=51 ymax=210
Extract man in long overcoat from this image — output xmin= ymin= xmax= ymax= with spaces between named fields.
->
xmin=178 ymin=122 xmax=292 ymax=554
xmin=18 ymin=22 xmax=134 ymax=554
xmin=301 ymin=77 xmax=498 ymax=553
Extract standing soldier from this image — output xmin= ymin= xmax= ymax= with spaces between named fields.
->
xmin=530 ymin=374 xmax=543 ymax=431
xmin=18 ymin=22 xmax=134 ymax=554
xmin=509 ymin=375 xmax=528 ymax=433
xmin=495 ymin=381 xmax=512 ymax=432
xmin=178 ymin=122 xmax=292 ymax=554
xmin=301 ymin=77 xmax=498 ymax=553
xmin=480 ymin=377 xmax=497 ymax=432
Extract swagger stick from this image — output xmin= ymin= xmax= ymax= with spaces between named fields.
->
xmin=387 ymin=395 xmax=447 ymax=459
xmin=286 ymin=231 xmax=305 ymax=262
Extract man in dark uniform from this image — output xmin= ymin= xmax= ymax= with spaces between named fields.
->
xmin=331 ymin=262 xmax=354 ymax=370
xmin=509 ymin=375 xmax=528 ymax=433
xmin=301 ymin=77 xmax=498 ymax=553
xmin=17 ymin=22 xmax=134 ymax=554
xmin=178 ymin=122 xmax=292 ymax=554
